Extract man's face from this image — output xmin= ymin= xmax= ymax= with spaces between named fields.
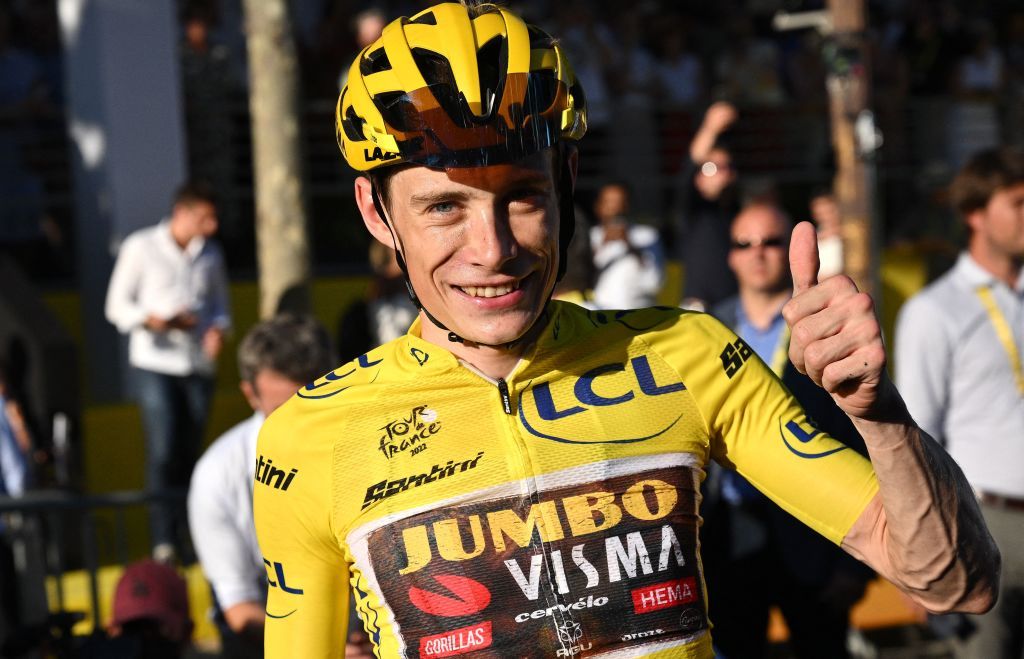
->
xmin=372 ymin=150 xmax=562 ymax=347
xmin=969 ymin=182 xmax=1024 ymax=259
xmin=242 ymin=369 xmax=304 ymax=417
xmin=727 ymin=205 xmax=790 ymax=294
xmin=172 ymin=200 xmax=219 ymax=242
xmin=694 ymin=148 xmax=735 ymax=201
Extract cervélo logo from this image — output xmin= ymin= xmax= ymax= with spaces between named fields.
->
xmin=361 ymin=452 xmax=484 ymax=509
xmin=378 ymin=405 xmax=441 ymax=460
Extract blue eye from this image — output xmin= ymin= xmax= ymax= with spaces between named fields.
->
xmin=430 ymin=201 xmax=456 ymax=214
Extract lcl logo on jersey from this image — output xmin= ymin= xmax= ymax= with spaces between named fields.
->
xmin=780 ymin=418 xmax=848 ymax=459
xmin=263 ymin=559 xmax=303 ymax=619
xmin=518 ymin=355 xmax=687 ymax=444
xmin=297 ymin=353 xmax=382 ymax=400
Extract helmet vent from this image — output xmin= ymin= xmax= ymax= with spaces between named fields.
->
xmin=342 ymin=106 xmax=367 ymax=141
xmin=524 ymin=69 xmax=558 ymax=115
xmin=407 ymin=10 xmax=437 ymax=26
xmin=476 ymin=36 xmax=507 ymax=118
xmin=359 ymin=48 xmax=392 ymax=77
xmin=373 ymin=91 xmax=420 ymax=132
xmin=410 ymin=47 xmax=471 ymax=129
xmin=527 ymin=24 xmax=555 ymax=48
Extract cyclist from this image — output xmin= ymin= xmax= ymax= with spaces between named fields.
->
xmin=254 ymin=4 xmax=998 ymax=657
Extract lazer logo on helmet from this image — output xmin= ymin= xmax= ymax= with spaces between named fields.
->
xmin=364 ymin=146 xmax=399 ymax=162
xmin=518 ymin=355 xmax=687 ymax=444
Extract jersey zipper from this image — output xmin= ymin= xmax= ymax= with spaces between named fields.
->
xmin=497 ymin=378 xmax=512 ymax=415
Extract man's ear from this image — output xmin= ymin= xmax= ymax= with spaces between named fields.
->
xmin=354 ymin=176 xmax=396 ymax=247
xmin=239 ymin=381 xmax=260 ymax=412
xmin=965 ymin=207 xmax=985 ymax=234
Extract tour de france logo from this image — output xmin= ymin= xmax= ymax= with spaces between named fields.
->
xmin=378 ymin=405 xmax=442 ymax=460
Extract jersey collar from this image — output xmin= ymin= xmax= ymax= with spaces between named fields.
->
xmin=398 ymin=304 xmax=574 ymax=376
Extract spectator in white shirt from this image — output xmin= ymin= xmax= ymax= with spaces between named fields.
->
xmin=589 ymin=181 xmax=665 ymax=310
xmin=188 ymin=314 xmax=371 ymax=659
xmin=895 ymin=147 xmax=1024 ymax=658
xmin=105 ymin=181 xmax=230 ymax=564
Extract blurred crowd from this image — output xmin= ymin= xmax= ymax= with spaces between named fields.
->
xmin=2 ymin=0 xmax=1024 ymax=278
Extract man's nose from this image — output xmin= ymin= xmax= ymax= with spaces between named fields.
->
xmin=466 ymin=208 xmax=517 ymax=268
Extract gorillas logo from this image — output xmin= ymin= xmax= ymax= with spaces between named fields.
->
xmin=408 ymin=574 xmax=491 ymax=617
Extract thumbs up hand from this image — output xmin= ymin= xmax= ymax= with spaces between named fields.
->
xmin=782 ymin=222 xmax=892 ymax=420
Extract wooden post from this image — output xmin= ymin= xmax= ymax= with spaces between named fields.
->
xmin=243 ymin=0 xmax=311 ymax=318
xmin=825 ymin=0 xmax=878 ymax=296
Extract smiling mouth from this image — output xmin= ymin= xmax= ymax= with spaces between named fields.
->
xmin=457 ymin=280 xmax=522 ymax=298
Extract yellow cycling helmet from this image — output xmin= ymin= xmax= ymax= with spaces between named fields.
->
xmin=336 ymin=2 xmax=587 ymax=172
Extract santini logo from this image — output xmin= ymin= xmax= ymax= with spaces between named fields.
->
xmin=362 ymin=452 xmax=484 ymax=509
xmin=255 ymin=455 xmax=298 ymax=491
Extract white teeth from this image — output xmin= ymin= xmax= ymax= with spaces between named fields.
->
xmin=461 ymin=282 xmax=518 ymax=298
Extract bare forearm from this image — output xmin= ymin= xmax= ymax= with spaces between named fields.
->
xmin=223 ymin=601 xmax=267 ymax=635
xmin=841 ymin=393 xmax=999 ymax=613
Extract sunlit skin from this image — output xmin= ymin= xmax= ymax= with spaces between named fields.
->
xmin=355 ymin=149 xmax=577 ymax=379
xmin=966 ymin=182 xmax=1024 ymax=287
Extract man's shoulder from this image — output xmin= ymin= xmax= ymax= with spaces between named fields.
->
xmin=192 ymin=415 xmax=260 ymax=486
xmin=556 ymin=302 xmax=730 ymax=352
xmin=708 ymin=295 xmax=740 ymax=326
xmin=117 ymin=224 xmax=162 ymax=253
xmin=900 ymin=268 xmax=968 ymax=324
xmin=258 ymin=344 xmax=403 ymax=449
xmin=200 ymin=415 xmax=261 ymax=464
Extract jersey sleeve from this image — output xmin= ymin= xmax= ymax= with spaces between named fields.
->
xmin=254 ymin=398 xmax=350 ymax=657
xmin=651 ymin=311 xmax=879 ymax=545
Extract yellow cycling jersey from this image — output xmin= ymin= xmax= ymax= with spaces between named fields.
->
xmin=254 ymin=302 xmax=878 ymax=658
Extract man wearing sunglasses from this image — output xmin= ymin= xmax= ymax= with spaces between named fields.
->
xmin=704 ymin=203 xmax=873 ymax=658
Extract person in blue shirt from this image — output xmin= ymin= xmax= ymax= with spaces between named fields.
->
xmin=705 ymin=202 xmax=873 ymax=659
